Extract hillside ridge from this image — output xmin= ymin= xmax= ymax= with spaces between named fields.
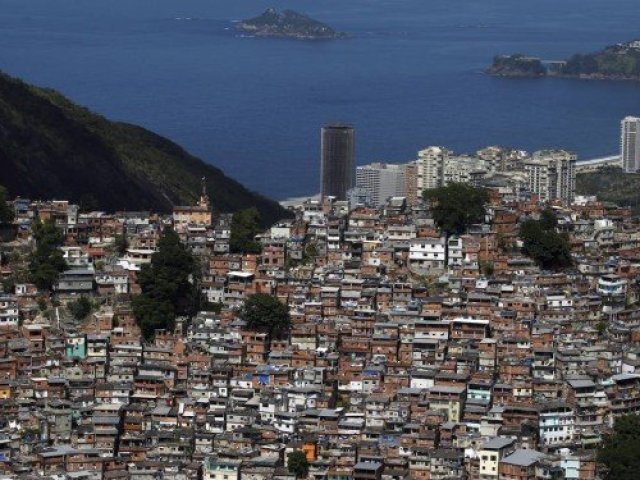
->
xmin=0 ymin=71 xmax=289 ymax=225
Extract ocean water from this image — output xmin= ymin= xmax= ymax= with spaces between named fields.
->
xmin=1 ymin=0 xmax=639 ymax=199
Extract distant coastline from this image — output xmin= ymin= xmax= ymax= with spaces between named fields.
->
xmin=487 ymin=39 xmax=640 ymax=81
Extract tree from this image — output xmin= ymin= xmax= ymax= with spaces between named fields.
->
xmin=520 ymin=210 xmax=572 ymax=271
xmin=0 ymin=185 xmax=14 ymax=225
xmin=114 ymin=233 xmax=129 ymax=255
xmin=202 ymin=301 xmax=223 ymax=313
xmin=132 ymin=228 xmax=199 ymax=340
xmin=335 ymin=394 xmax=350 ymax=409
xmin=78 ymin=194 xmax=99 ymax=212
xmin=37 ymin=297 xmax=48 ymax=312
xmin=423 ymin=183 xmax=489 ymax=236
xmin=230 ymin=208 xmax=262 ymax=254
xmin=423 ymin=183 xmax=488 ymax=266
xmin=68 ymin=296 xmax=92 ymax=321
xmin=303 ymin=241 xmax=318 ymax=264
xmin=481 ymin=261 xmax=494 ymax=276
xmin=287 ymin=451 xmax=310 ymax=479
xmin=596 ymin=320 xmax=607 ymax=337
xmin=29 ymin=218 xmax=67 ymax=291
xmin=1 ymin=279 xmax=15 ymax=295
xmin=539 ymin=206 xmax=558 ymax=230
xmin=132 ymin=295 xmax=175 ymax=340
xmin=598 ymin=414 xmax=640 ymax=479
xmin=239 ymin=293 xmax=291 ymax=344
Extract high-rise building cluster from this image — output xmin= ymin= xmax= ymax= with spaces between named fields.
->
xmin=318 ymin=125 xmax=577 ymax=208
xmin=353 ymin=145 xmax=576 ymax=207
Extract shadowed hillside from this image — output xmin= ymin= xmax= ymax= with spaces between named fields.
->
xmin=0 ymin=72 xmax=289 ymax=225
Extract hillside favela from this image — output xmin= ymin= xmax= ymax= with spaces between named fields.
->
xmin=3 ymin=1 xmax=640 ymax=480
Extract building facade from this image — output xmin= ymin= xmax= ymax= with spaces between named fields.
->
xmin=621 ymin=116 xmax=640 ymax=173
xmin=416 ymin=146 xmax=450 ymax=191
xmin=355 ymin=163 xmax=406 ymax=207
xmin=321 ymin=124 xmax=355 ymax=201
xmin=404 ymin=162 xmax=419 ymax=205
xmin=415 ymin=147 xmax=490 ymax=193
xmin=525 ymin=150 xmax=576 ymax=204
xmin=173 ymin=178 xmax=212 ymax=227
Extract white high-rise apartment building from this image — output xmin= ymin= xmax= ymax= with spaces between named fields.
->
xmin=355 ymin=162 xmax=406 ymax=206
xmin=416 ymin=146 xmax=451 ymax=191
xmin=524 ymin=160 xmax=552 ymax=202
xmin=415 ymin=147 xmax=490 ymax=193
xmin=621 ymin=116 xmax=640 ymax=173
xmin=524 ymin=150 xmax=576 ymax=204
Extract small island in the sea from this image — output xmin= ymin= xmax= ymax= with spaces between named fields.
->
xmin=487 ymin=54 xmax=547 ymax=77
xmin=487 ymin=39 xmax=640 ymax=80
xmin=236 ymin=8 xmax=346 ymax=40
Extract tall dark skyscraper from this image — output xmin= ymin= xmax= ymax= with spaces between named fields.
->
xmin=320 ymin=124 xmax=355 ymax=200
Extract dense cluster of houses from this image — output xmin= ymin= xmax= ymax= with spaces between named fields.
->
xmin=1 ymin=183 xmax=640 ymax=480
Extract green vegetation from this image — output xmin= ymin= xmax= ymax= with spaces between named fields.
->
xmin=335 ymin=394 xmax=350 ymax=409
xmin=489 ymin=40 xmax=640 ymax=80
xmin=564 ymin=43 xmax=640 ymax=78
xmin=301 ymin=240 xmax=318 ymax=266
xmin=423 ymin=183 xmax=489 ymax=236
xmin=480 ymin=261 xmax=494 ymax=276
xmin=132 ymin=228 xmax=199 ymax=340
xmin=538 ymin=206 xmax=559 ymax=231
xmin=424 ymin=183 xmax=488 ymax=268
xmin=519 ymin=208 xmax=572 ymax=270
xmin=238 ymin=8 xmax=344 ymax=39
xmin=202 ymin=301 xmax=223 ymax=314
xmin=488 ymin=54 xmax=546 ymax=76
xmin=114 ymin=233 xmax=129 ymax=256
xmin=287 ymin=451 xmax=310 ymax=478
xmin=576 ymin=166 xmax=640 ymax=212
xmin=0 ymin=185 xmax=14 ymax=225
xmin=68 ymin=296 xmax=93 ymax=321
xmin=598 ymin=414 xmax=640 ymax=479
xmin=29 ymin=219 xmax=67 ymax=291
xmin=37 ymin=298 xmax=47 ymax=312
xmin=230 ymin=208 xmax=263 ymax=254
xmin=0 ymin=71 xmax=288 ymax=226
xmin=239 ymin=293 xmax=291 ymax=343
xmin=1 ymin=279 xmax=15 ymax=295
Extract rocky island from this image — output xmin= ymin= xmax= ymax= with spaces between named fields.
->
xmin=487 ymin=39 xmax=640 ymax=80
xmin=236 ymin=8 xmax=346 ymax=40
xmin=487 ymin=54 xmax=547 ymax=77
